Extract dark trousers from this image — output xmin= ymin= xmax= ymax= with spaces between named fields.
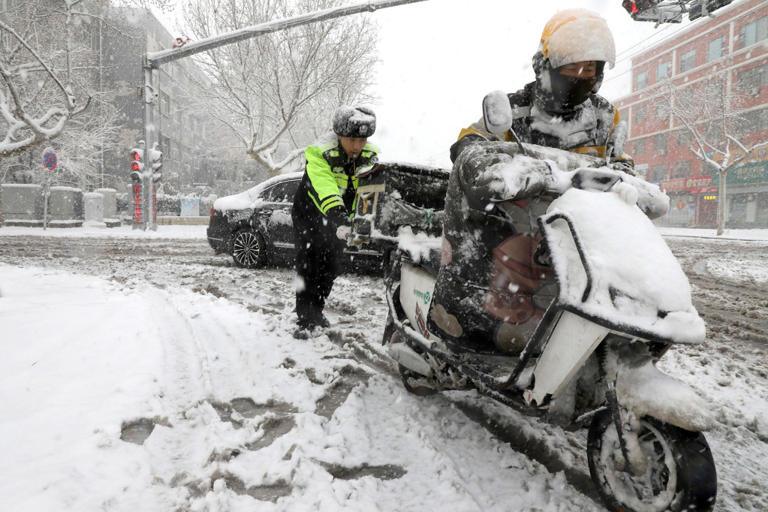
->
xmin=292 ymin=217 xmax=344 ymax=325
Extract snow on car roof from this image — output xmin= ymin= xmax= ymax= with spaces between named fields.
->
xmin=213 ymin=171 xmax=303 ymax=212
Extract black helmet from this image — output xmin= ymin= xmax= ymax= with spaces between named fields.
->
xmin=333 ymin=106 xmax=376 ymax=138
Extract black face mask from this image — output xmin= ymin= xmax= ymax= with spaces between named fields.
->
xmin=538 ymin=62 xmax=605 ymax=114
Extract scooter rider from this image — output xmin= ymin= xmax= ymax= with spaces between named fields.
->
xmin=429 ymin=9 xmax=669 ymax=353
xmin=291 ymin=106 xmax=379 ymax=330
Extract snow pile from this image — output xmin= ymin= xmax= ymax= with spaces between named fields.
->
xmin=544 ymin=187 xmax=705 ymax=343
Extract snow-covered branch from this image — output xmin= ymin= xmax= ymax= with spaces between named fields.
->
xmin=182 ymin=0 xmax=376 ymax=177
xmin=659 ymin=72 xmax=763 ymax=235
xmin=0 ymin=3 xmax=96 ymax=160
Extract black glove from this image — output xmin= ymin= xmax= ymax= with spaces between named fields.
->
xmin=325 ymin=205 xmax=350 ymax=229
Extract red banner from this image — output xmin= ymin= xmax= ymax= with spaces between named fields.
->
xmin=661 ymin=176 xmax=712 ymax=192
xmin=133 ymin=183 xmax=143 ymax=224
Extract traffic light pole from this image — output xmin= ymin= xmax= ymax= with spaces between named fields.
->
xmin=142 ymin=59 xmax=156 ymax=231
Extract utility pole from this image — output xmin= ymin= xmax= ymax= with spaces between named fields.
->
xmin=138 ymin=0 xmax=428 ymax=230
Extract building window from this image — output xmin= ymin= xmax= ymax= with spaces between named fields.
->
xmin=651 ymin=164 xmax=667 ymax=182
xmin=160 ymin=135 xmax=172 ymax=160
xmin=672 ymin=160 xmax=691 ymax=178
xmin=654 ymin=133 xmax=667 ymax=154
xmin=636 ymin=70 xmax=648 ymax=90
xmin=677 ymin=130 xmax=692 ymax=146
xmin=657 ymin=60 xmax=671 ymax=80
xmin=738 ymin=107 xmax=768 ymax=135
xmin=159 ymin=91 xmax=170 ymax=117
xmin=634 ymin=138 xmax=646 ymax=155
xmin=738 ymin=15 xmax=768 ymax=49
xmin=635 ymin=105 xmax=648 ymax=124
xmin=680 ymin=49 xmax=696 ymax=73
xmin=655 ymin=101 xmax=668 ymax=121
xmin=737 ymin=63 xmax=768 ymax=96
xmin=707 ymin=35 xmax=726 ymax=62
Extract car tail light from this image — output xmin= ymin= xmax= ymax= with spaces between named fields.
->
xmin=210 ymin=206 xmax=214 ymax=217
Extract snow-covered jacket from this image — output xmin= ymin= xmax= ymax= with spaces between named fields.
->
xmin=450 ymin=82 xmax=620 ymax=163
xmin=430 ymin=86 xmax=664 ymax=351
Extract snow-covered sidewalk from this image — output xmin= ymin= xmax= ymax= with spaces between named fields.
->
xmin=0 ymin=224 xmax=208 ymax=239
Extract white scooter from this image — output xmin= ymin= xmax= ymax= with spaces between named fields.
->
xmin=376 ymin=93 xmax=718 ymax=512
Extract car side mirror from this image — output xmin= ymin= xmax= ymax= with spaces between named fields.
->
xmin=482 ymin=90 xmax=514 ymax=137
xmin=606 ymin=121 xmax=628 ymax=161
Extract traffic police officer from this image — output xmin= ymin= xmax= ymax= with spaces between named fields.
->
xmin=291 ymin=105 xmax=379 ymax=330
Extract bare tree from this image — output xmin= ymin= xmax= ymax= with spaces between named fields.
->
xmin=0 ymin=0 xmax=92 ymax=161
xmin=659 ymin=74 xmax=768 ymax=235
xmin=0 ymin=0 xmax=139 ymax=191
xmin=182 ymin=0 xmax=377 ymax=176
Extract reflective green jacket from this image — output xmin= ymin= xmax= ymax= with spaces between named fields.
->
xmin=294 ymin=136 xmax=380 ymax=220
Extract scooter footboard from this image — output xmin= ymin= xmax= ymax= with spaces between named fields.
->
xmin=525 ymin=310 xmax=610 ymax=406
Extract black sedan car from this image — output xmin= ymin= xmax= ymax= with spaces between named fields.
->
xmin=207 ymin=163 xmax=449 ymax=269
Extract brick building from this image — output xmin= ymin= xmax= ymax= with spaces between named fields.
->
xmin=615 ymin=0 xmax=768 ymax=227
xmin=100 ymin=8 xmax=259 ymax=196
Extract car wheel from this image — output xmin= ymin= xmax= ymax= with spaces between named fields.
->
xmin=232 ymin=228 xmax=266 ymax=268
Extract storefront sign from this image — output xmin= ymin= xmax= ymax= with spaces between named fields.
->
xmin=661 ymin=176 xmax=712 ymax=192
xmin=711 ymin=161 xmax=768 ymax=186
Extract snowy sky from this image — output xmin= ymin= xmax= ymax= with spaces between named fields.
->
xmin=158 ymin=0 xmax=708 ymax=167
xmin=369 ymin=0 xmax=696 ymax=167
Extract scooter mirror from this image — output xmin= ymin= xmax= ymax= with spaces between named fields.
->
xmin=482 ymin=90 xmax=514 ymax=137
xmin=606 ymin=121 xmax=628 ymax=161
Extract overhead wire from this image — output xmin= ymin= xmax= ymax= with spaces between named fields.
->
xmin=605 ymin=21 xmax=693 ymax=84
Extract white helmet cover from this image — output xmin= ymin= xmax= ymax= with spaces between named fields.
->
xmin=539 ymin=9 xmax=616 ymax=70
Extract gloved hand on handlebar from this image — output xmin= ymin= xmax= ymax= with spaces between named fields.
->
xmin=570 ymin=168 xmax=621 ymax=192
xmin=326 ymin=205 xmax=350 ymax=228
xmin=607 ymin=159 xmax=636 ymax=176
xmin=335 ymin=224 xmax=351 ymax=241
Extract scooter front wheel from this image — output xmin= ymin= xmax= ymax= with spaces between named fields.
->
xmin=587 ymin=410 xmax=717 ymax=512
xmin=398 ymin=364 xmax=438 ymax=396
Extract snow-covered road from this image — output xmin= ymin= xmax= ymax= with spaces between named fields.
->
xmin=1 ymin=227 xmax=766 ymax=511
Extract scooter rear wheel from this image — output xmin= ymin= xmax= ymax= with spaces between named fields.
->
xmin=587 ymin=410 xmax=717 ymax=512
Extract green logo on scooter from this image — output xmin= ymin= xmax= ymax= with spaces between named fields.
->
xmin=413 ymin=289 xmax=431 ymax=305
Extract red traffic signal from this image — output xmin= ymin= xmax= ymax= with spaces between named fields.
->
xmin=130 ymin=148 xmax=144 ymax=172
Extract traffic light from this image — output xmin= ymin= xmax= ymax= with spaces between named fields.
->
xmin=623 ymin=0 xmax=683 ymax=23
xmin=688 ymin=0 xmax=733 ymax=21
xmin=149 ymin=144 xmax=163 ymax=183
xmin=130 ymin=148 xmax=144 ymax=182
